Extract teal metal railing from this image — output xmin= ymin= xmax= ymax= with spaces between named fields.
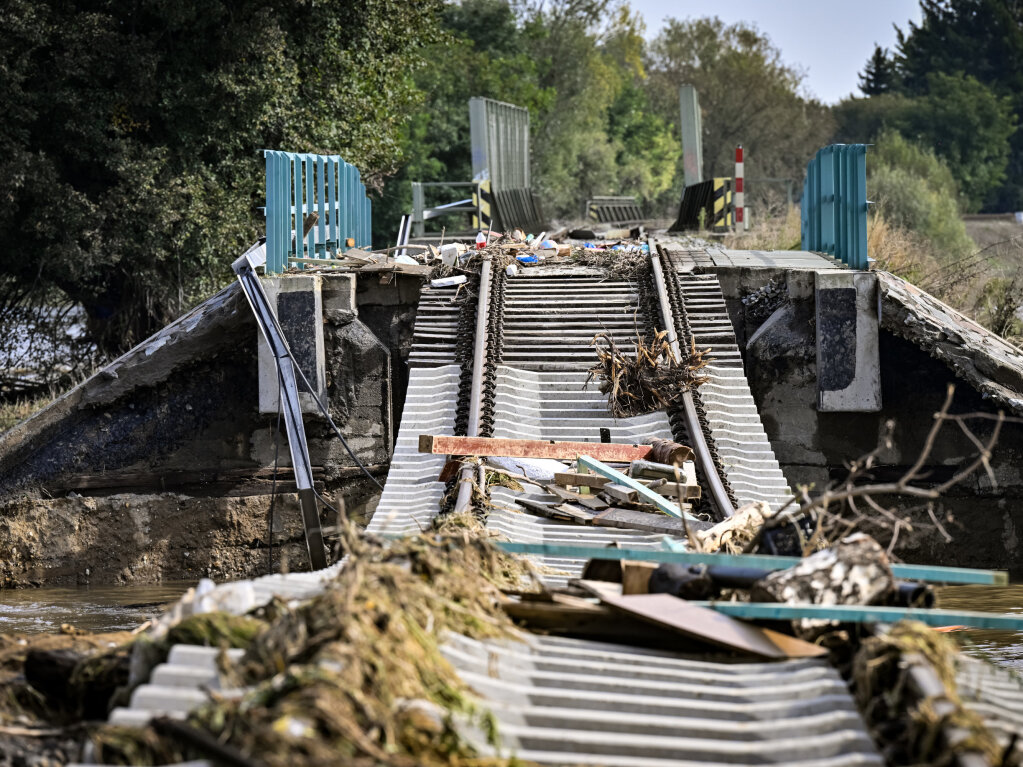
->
xmin=264 ymin=150 xmax=372 ymax=274
xmin=801 ymin=144 xmax=868 ymax=270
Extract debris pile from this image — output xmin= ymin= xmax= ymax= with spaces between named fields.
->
xmin=587 ymin=331 xmax=710 ymax=418
xmin=90 ymin=529 xmax=535 ymax=767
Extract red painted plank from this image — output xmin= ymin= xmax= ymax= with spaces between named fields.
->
xmin=418 ymin=434 xmax=653 ymax=462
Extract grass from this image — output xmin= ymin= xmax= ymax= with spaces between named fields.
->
xmin=0 ymin=392 xmax=59 ymax=433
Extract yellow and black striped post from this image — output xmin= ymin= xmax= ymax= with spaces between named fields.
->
xmin=471 ymin=180 xmax=493 ymax=230
xmin=712 ymin=177 xmax=733 ymax=232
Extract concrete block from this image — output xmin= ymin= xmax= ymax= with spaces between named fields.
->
xmin=258 ymin=275 xmax=327 ymax=414
xmin=321 ymin=273 xmax=357 ymax=319
xmin=815 ymin=271 xmax=881 ymax=412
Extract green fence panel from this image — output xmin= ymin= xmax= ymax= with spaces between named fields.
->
xmin=263 ymin=150 xmax=372 ymax=274
xmin=801 ymin=144 xmax=868 ymax=269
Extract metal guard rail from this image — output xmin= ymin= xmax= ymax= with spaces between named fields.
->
xmin=801 ymin=144 xmax=868 ymax=270
xmin=264 ymin=150 xmax=372 ymax=274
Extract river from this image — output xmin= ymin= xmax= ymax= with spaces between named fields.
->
xmin=0 ymin=583 xmax=189 ymax=634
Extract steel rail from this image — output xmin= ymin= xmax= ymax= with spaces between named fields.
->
xmin=453 ymin=256 xmax=492 ymax=514
xmin=648 ymin=240 xmax=737 ymax=519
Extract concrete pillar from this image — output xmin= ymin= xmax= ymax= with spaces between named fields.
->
xmin=258 ymin=275 xmax=327 ymax=414
xmin=815 ymin=271 xmax=881 ymax=412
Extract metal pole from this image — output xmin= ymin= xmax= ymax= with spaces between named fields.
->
xmin=648 ymin=243 xmax=736 ymax=519
xmin=453 ymin=257 xmax=492 ymax=514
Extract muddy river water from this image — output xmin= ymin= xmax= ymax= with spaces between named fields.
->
xmin=0 ymin=582 xmax=1021 ymax=670
xmin=0 ymin=583 xmax=189 ymax=634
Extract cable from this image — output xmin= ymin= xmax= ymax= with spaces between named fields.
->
xmin=288 ymin=353 xmax=385 ymax=491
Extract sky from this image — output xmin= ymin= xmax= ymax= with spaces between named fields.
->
xmin=628 ymin=0 xmax=923 ymax=104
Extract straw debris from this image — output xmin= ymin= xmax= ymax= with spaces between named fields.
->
xmin=90 ymin=530 xmax=537 ymax=767
xmin=851 ymin=621 xmax=1005 ymax=765
xmin=587 ymin=330 xmax=710 ymax=417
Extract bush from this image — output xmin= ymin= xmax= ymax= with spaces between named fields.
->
xmin=868 ymin=132 xmax=975 ymax=260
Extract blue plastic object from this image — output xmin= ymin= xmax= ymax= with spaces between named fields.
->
xmin=516 ymin=254 xmax=538 ymax=264
xmin=801 ymin=144 xmax=868 ymax=270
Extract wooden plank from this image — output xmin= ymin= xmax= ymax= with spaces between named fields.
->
xmin=599 ymin=593 xmax=828 ymax=659
xmin=578 ymin=455 xmax=698 ymax=521
xmin=689 ymin=602 xmax=1023 ymax=631
xmin=593 ymin=508 xmax=686 ymax=536
xmin=546 ymin=484 xmax=608 ymax=509
xmin=601 ymin=483 xmax=639 ymax=504
xmin=419 ymin=435 xmax=653 ymax=462
xmin=493 ymin=542 xmax=1010 ymax=586
xmin=554 ymin=472 xmax=613 ymax=488
xmin=622 ymin=562 xmax=658 ymax=595
xmin=514 ymin=498 xmax=586 ymax=524
xmin=553 ymin=504 xmax=595 ymax=524
xmin=358 ymin=262 xmax=434 ymax=277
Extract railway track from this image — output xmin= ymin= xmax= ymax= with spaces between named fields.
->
xmin=371 ymin=242 xmax=792 ymax=547
xmin=89 ymin=242 xmax=1023 ymax=767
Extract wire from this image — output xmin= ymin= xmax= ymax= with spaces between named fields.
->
xmin=289 ymin=354 xmax=385 ymax=491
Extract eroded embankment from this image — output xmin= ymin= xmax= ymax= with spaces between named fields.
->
xmin=0 ymin=493 xmax=315 ymax=588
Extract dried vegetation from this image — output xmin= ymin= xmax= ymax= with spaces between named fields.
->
xmin=91 ymin=528 xmax=537 ymax=767
xmin=587 ymin=330 xmax=710 ymax=418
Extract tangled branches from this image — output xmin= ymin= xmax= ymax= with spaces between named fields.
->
xmin=587 ymin=330 xmax=710 ymax=418
xmin=748 ymin=384 xmax=1007 ymax=556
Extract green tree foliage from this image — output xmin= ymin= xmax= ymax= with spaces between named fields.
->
xmin=525 ymin=1 xmax=680 ymax=217
xmin=868 ymin=131 xmax=974 ymax=258
xmin=645 ymin=17 xmax=834 ymax=209
xmin=834 ymin=73 xmax=1015 ymax=211
xmin=888 ymin=0 xmax=1023 ymax=209
xmin=372 ymin=0 xmax=553 ymax=242
xmin=858 ymin=45 xmax=898 ymax=95
xmin=0 ymin=0 xmax=443 ymax=356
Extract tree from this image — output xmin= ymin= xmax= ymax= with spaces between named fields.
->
xmin=645 ymin=18 xmax=834 ymax=210
xmin=892 ymin=0 xmax=1023 ymax=208
xmin=893 ymin=73 xmax=1015 ymax=209
xmin=0 ymin=0 xmax=444 ymax=360
xmin=858 ymin=45 xmax=898 ymax=95
xmin=834 ymin=73 xmax=1015 ymax=210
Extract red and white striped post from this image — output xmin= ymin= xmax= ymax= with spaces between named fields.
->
xmin=734 ymin=145 xmax=745 ymax=230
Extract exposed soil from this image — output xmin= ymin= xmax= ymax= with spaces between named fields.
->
xmin=0 ymin=492 xmax=314 ymax=589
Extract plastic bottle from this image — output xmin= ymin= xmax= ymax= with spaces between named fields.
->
xmin=475 ymin=231 xmax=486 ymax=250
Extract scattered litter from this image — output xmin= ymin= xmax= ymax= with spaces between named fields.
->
xmin=430 ymin=275 xmax=467 ymax=288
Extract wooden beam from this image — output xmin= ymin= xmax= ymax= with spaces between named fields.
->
xmin=690 ymin=601 xmax=1023 ymax=631
xmin=593 ymin=508 xmax=687 ymax=536
xmin=419 ymin=435 xmax=654 ymax=462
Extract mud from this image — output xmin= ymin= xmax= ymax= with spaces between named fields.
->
xmin=0 ymin=492 xmax=315 ymax=589
xmin=0 ymin=629 xmax=134 ymax=766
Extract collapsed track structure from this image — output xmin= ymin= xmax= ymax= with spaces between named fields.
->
xmin=89 ymin=240 xmax=1023 ymax=767
xmin=370 ymin=240 xmax=792 ymax=547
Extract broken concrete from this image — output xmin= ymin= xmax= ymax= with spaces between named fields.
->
xmin=0 ymin=270 xmax=424 ymax=586
xmin=716 ymin=265 xmax=1023 ymax=575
